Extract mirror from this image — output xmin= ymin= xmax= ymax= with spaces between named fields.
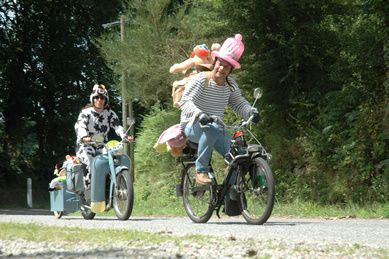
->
xmin=124 ymin=118 xmax=135 ymax=135
xmin=127 ymin=118 xmax=135 ymax=128
xmin=254 ymin=88 xmax=263 ymax=99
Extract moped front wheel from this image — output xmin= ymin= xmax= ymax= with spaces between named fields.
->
xmin=53 ymin=211 xmax=63 ymax=219
xmin=237 ymin=157 xmax=275 ymax=225
xmin=80 ymin=194 xmax=96 ymax=220
xmin=113 ymin=169 xmax=134 ymax=220
xmin=182 ymin=165 xmax=214 ymax=223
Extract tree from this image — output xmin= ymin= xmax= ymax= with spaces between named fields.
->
xmin=0 ymin=0 xmax=123 ymax=189
xmin=218 ymin=0 xmax=388 ymax=203
xmin=99 ymin=0 xmax=225 ymax=108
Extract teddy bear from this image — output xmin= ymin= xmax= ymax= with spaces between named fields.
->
xmin=169 ymin=43 xmax=221 ymax=108
xmin=48 ymin=155 xmax=80 ymax=191
xmin=154 ymin=124 xmax=187 ymax=157
xmin=48 ymin=164 xmax=67 ymax=191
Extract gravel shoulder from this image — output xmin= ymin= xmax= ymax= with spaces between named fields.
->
xmin=0 ymin=209 xmax=388 ymax=258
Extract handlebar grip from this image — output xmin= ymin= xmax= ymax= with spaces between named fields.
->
xmin=240 ymin=115 xmax=254 ymax=128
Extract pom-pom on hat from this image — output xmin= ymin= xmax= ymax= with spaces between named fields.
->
xmin=212 ymin=34 xmax=244 ymax=69
xmin=90 ymin=84 xmax=109 ymax=107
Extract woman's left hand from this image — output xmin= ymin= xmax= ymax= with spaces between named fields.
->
xmin=126 ymin=135 xmax=135 ymax=143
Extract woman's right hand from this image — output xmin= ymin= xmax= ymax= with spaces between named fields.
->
xmin=198 ymin=113 xmax=214 ymax=126
xmin=82 ymin=136 xmax=92 ymax=144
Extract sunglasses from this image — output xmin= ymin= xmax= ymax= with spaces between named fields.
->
xmin=93 ymin=96 xmax=105 ymax=100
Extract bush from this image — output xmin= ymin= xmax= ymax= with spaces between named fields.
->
xmin=133 ymin=105 xmax=183 ymax=214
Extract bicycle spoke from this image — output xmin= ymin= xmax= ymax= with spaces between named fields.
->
xmin=183 ymin=166 xmax=214 ymax=223
xmin=238 ymin=158 xmax=275 ymax=225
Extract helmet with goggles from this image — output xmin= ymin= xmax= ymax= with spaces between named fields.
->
xmin=90 ymin=84 xmax=109 ymax=107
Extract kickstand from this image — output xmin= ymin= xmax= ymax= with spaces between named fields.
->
xmin=216 ymin=206 xmax=221 ymax=219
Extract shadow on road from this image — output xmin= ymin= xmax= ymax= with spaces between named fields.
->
xmin=0 ymin=208 xmax=52 ymax=215
xmin=208 ymin=220 xmax=315 ymax=226
xmin=56 ymin=217 xmax=157 ymax=222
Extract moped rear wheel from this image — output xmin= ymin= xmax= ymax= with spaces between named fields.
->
xmin=237 ymin=157 xmax=275 ymax=225
xmin=183 ymin=165 xmax=214 ymax=223
xmin=113 ymin=169 xmax=133 ymax=220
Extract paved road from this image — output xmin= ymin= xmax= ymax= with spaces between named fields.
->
xmin=0 ymin=208 xmax=388 ymax=249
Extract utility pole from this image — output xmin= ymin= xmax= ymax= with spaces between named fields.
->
xmin=103 ymin=16 xmax=135 ymax=180
xmin=119 ymin=16 xmax=128 ymax=156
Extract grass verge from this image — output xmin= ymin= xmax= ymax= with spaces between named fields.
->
xmin=0 ymin=222 xmax=209 ymax=245
xmin=271 ymin=200 xmax=389 ymax=219
xmin=131 ymin=199 xmax=389 ymax=218
xmin=67 ymin=200 xmax=389 ymax=219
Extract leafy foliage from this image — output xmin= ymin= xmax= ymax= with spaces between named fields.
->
xmin=128 ymin=0 xmax=388 ymax=206
xmin=0 ymin=0 xmax=387 ymax=208
xmin=217 ymin=0 xmax=388 ymax=204
xmin=133 ymin=106 xmax=182 ymax=211
xmin=0 ymin=0 xmax=123 ymax=187
xmin=98 ymin=0 xmax=225 ymax=107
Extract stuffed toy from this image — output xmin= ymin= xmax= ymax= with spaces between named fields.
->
xmin=170 ymin=44 xmax=212 ymax=75
xmin=170 ymin=43 xmax=221 ymax=108
xmin=48 ymin=165 xmax=67 ymax=191
xmin=48 ymin=155 xmax=80 ymax=191
xmin=154 ymin=124 xmax=187 ymax=157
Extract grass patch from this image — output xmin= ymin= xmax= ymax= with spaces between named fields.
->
xmin=271 ymin=199 xmax=389 ymax=219
xmin=1 ymin=181 xmax=387 ymax=219
xmin=130 ymin=199 xmax=389 ymax=218
xmin=68 ymin=199 xmax=388 ymax=219
xmin=0 ymin=222 xmax=210 ymax=245
xmin=133 ymin=198 xmax=184 ymax=216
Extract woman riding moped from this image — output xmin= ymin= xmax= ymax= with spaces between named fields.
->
xmin=74 ymin=84 xmax=134 ymax=193
xmin=179 ymin=34 xmax=260 ymax=185
xmin=49 ymin=84 xmax=135 ymax=220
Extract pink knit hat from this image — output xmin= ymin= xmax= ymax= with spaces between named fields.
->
xmin=212 ymin=34 xmax=244 ymax=69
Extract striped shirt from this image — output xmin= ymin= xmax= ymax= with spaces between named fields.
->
xmin=180 ymin=72 xmax=252 ymax=127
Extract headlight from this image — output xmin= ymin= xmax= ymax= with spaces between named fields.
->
xmin=105 ymin=140 xmax=123 ymax=156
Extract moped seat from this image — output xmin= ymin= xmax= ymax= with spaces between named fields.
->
xmin=178 ymin=141 xmax=198 ymax=161
xmin=187 ymin=141 xmax=198 ymax=150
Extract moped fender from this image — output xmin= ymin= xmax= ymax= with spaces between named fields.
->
xmin=114 ymin=156 xmax=132 ymax=184
xmin=112 ymin=155 xmax=131 ymax=176
xmin=90 ymin=154 xmax=132 ymax=213
xmin=90 ymin=155 xmax=110 ymax=212
xmin=115 ymin=165 xmax=129 ymax=175
xmin=250 ymin=152 xmax=262 ymax=160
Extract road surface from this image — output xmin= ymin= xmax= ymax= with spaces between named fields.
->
xmin=0 ymin=208 xmax=387 ymax=249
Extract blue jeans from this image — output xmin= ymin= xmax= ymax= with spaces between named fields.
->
xmin=184 ymin=121 xmax=231 ymax=173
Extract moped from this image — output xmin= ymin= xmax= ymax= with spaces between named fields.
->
xmin=176 ymin=88 xmax=275 ymax=225
xmin=50 ymin=122 xmax=134 ymax=220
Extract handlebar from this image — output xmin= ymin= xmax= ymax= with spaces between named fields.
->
xmin=87 ymin=135 xmax=134 ymax=148
xmin=241 ymin=114 xmax=255 ymax=128
xmin=121 ymin=137 xmax=135 ymax=144
xmin=206 ymin=114 xmax=254 ymax=130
